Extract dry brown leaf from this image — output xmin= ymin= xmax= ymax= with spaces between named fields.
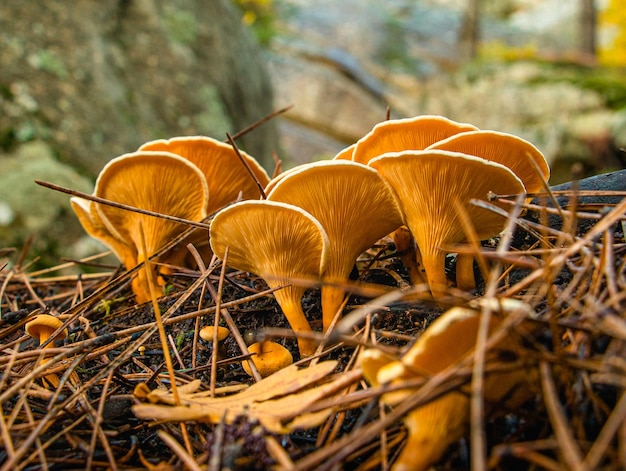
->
xmin=132 ymin=361 xmax=340 ymax=433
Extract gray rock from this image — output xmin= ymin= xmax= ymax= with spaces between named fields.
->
xmin=0 ymin=0 xmax=278 ymax=174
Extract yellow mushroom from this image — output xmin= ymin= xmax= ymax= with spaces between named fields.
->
xmin=369 ymin=150 xmax=525 ymax=297
xmin=348 ymin=116 xmax=478 ymax=287
xmin=426 ymin=130 xmax=550 ymax=290
xmin=360 ymin=299 xmax=535 ymax=471
xmin=266 ymin=160 xmax=403 ymax=331
xmin=25 ymin=314 xmax=68 ymax=388
xmin=242 ymin=341 xmax=293 ymax=377
xmin=139 ymin=136 xmax=270 ymax=215
xmin=209 ymin=200 xmax=330 ymax=357
xmin=92 ymin=151 xmax=209 ymax=303
xmin=351 ymin=115 xmax=478 ymax=165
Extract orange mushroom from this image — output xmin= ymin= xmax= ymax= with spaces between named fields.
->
xmin=426 ymin=130 xmax=550 ymax=195
xmin=209 ymin=200 xmax=330 ymax=357
xmin=427 ymin=130 xmax=550 ymax=290
xmin=267 ymin=160 xmax=403 ymax=330
xmin=369 ymin=150 xmax=525 ymax=297
xmin=351 ymin=115 xmax=478 ymax=165
xmin=93 ymin=151 xmax=209 ymax=303
xmin=139 ymin=136 xmax=269 ymax=215
xmin=25 ymin=314 xmax=68 ymax=388
xmin=360 ymin=298 xmax=535 ymax=471
xmin=242 ymin=341 xmax=294 ymax=377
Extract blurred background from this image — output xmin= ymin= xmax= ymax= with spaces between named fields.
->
xmin=0 ymin=0 xmax=624 ymax=265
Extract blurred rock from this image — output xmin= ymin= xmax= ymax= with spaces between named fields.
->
xmin=0 ymin=0 xmax=279 ymax=260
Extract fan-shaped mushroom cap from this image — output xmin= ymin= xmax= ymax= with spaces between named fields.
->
xmin=369 ymin=150 xmax=525 ymax=297
xmin=426 ymin=130 xmax=550 ymax=193
xmin=209 ymin=200 xmax=330 ymax=357
xmin=359 ymin=299 xmax=535 ymax=471
xmin=242 ymin=341 xmax=293 ymax=377
xmin=94 ymin=151 xmax=209 ymax=303
xmin=332 ymin=143 xmax=356 ymax=161
xmin=70 ymin=197 xmax=136 ymax=268
xmin=139 ymin=136 xmax=270 ymax=215
xmin=267 ymin=160 xmax=403 ymax=330
xmin=352 ymin=115 xmax=478 ymax=165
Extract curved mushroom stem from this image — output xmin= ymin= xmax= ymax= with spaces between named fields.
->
xmin=393 ymin=393 xmax=469 ymax=471
xmin=37 ymin=331 xmax=61 ymax=388
xmin=273 ymin=288 xmax=317 ymax=357
xmin=392 ymin=227 xmax=427 ymax=286
xmin=455 ymin=253 xmax=477 ymax=291
xmin=420 ymin=250 xmax=449 ymax=298
xmin=321 ymin=284 xmax=347 ymax=332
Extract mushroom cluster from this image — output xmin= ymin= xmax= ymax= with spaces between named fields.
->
xmin=338 ymin=115 xmax=550 ymax=296
xmin=72 ymin=136 xmax=269 ymax=303
xmin=208 ymin=115 xmax=549 ymax=357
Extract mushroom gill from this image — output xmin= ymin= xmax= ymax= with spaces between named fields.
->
xmin=369 ymin=150 xmax=525 ymax=297
xmin=266 ymin=160 xmax=403 ymax=331
xmin=139 ymin=136 xmax=269 ymax=215
xmin=93 ymin=151 xmax=209 ymax=303
xmin=209 ymin=200 xmax=330 ymax=357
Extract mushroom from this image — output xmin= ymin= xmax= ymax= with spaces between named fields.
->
xmin=369 ymin=150 xmax=525 ymax=297
xmin=332 ymin=143 xmax=356 ymax=161
xmin=426 ymin=130 xmax=550 ymax=195
xmin=266 ymin=160 xmax=403 ymax=331
xmin=241 ymin=341 xmax=294 ymax=377
xmin=351 ymin=115 xmax=478 ymax=165
xmin=93 ymin=151 xmax=209 ymax=303
xmin=209 ymin=200 xmax=330 ymax=357
xmin=25 ymin=314 xmax=68 ymax=388
xmin=426 ymin=130 xmax=550 ymax=290
xmin=348 ymin=116 xmax=477 ymax=287
xmin=199 ymin=325 xmax=230 ymax=360
xmin=199 ymin=325 xmax=230 ymax=343
xmin=138 ymin=136 xmax=270 ymax=215
xmin=70 ymin=197 xmax=137 ymax=271
xmin=359 ymin=299 xmax=535 ymax=471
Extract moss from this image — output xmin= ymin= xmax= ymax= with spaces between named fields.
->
xmin=27 ymin=50 xmax=68 ymax=79
xmin=161 ymin=7 xmax=198 ymax=46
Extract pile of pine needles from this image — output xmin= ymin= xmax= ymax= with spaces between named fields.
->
xmin=1 ymin=185 xmax=625 ymax=470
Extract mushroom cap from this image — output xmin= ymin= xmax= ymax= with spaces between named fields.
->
xmin=266 ymin=160 xmax=404 ymax=329
xmin=332 ymin=143 xmax=356 ymax=160
xmin=352 ymin=115 xmax=479 ymax=164
xmin=426 ymin=130 xmax=550 ymax=193
xmin=70 ymin=197 xmax=135 ymax=265
xmin=369 ymin=150 xmax=525 ymax=295
xmin=242 ymin=341 xmax=293 ymax=377
xmin=139 ymin=136 xmax=270 ymax=215
xmin=25 ymin=314 xmax=67 ymax=343
xmin=94 ymin=151 xmax=209 ymax=302
xmin=199 ymin=325 xmax=230 ymax=342
xmin=210 ymin=200 xmax=329 ymax=283
xmin=209 ymin=200 xmax=330 ymax=356
xmin=267 ymin=160 xmax=403 ymax=282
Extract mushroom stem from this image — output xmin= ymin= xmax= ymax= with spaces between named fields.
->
xmin=273 ymin=288 xmax=317 ymax=357
xmin=420 ymin=250 xmax=449 ymax=298
xmin=392 ymin=226 xmax=427 ymax=286
xmin=321 ymin=284 xmax=347 ymax=332
xmin=394 ymin=394 xmax=469 ymax=471
xmin=455 ymin=253 xmax=477 ymax=291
